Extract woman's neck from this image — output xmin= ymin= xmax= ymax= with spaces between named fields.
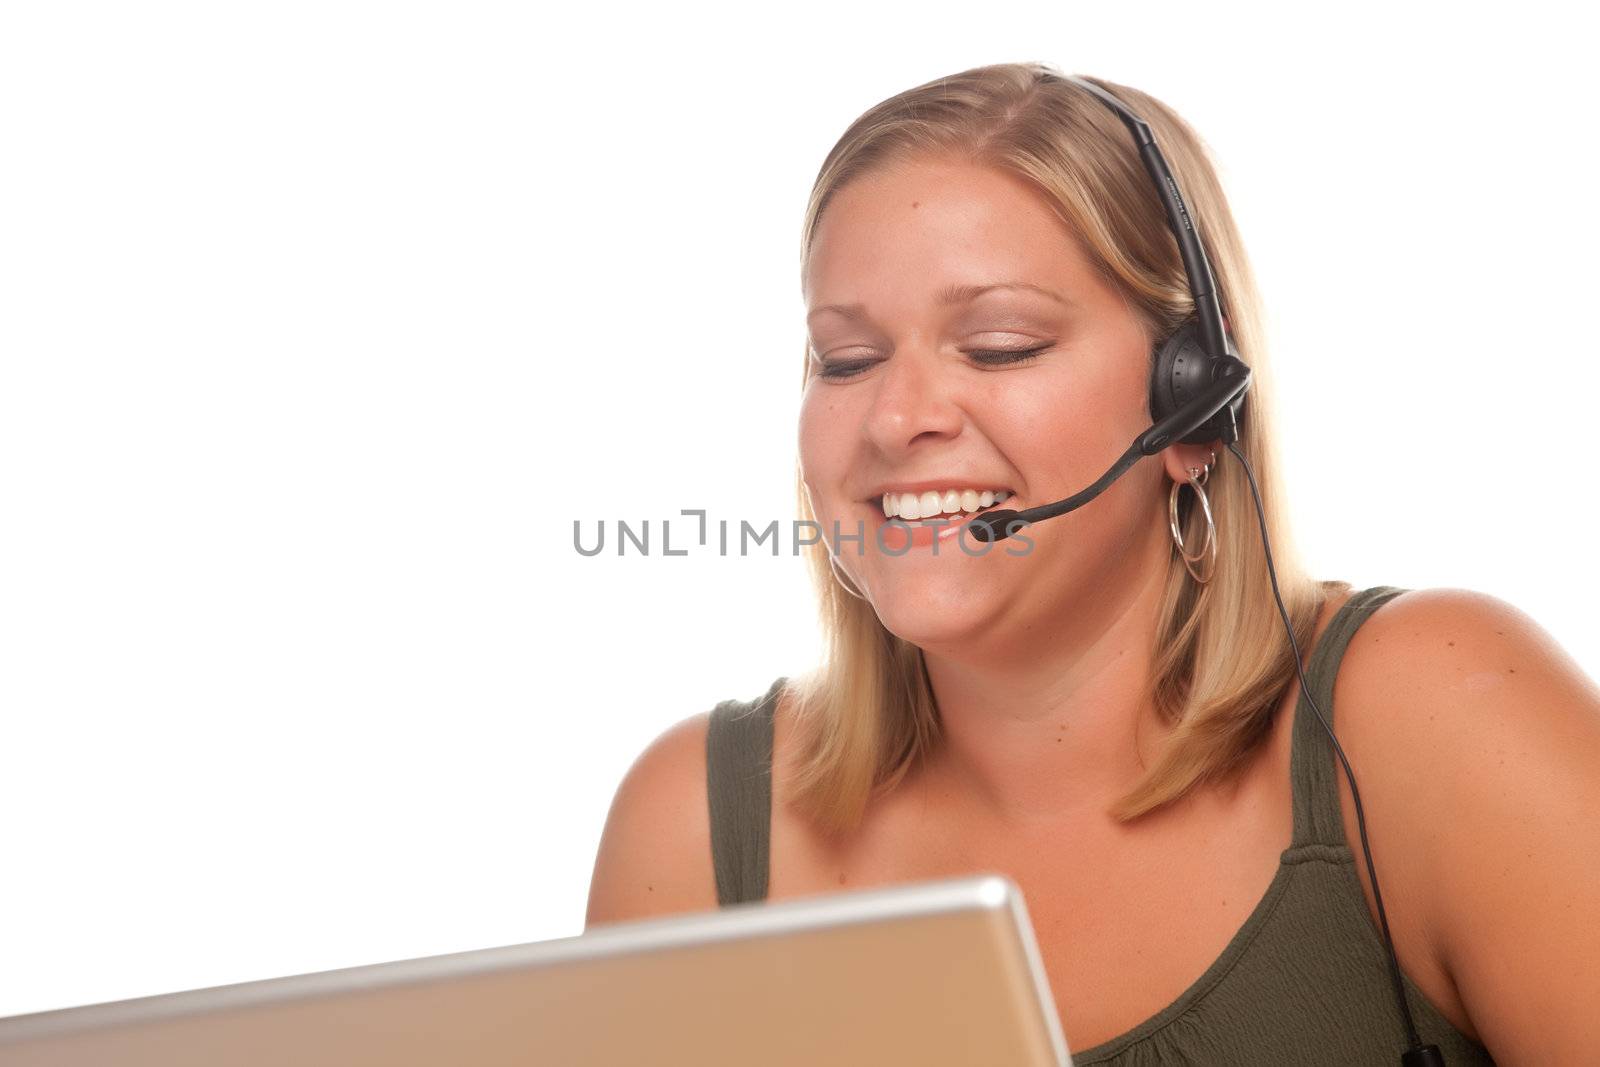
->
xmin=915 ymin=564 xmax=1175 ymax=830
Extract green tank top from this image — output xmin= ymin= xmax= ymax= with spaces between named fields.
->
xmin=705 ymin=585 xmax=1497 ymax=1064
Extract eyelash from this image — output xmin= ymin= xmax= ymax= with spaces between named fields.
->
xmin=816 ymin=345 xmax=1051 ymax=381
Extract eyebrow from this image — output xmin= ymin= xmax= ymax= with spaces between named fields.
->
xmin=806 ymin=281 xmax=1070 ymax=323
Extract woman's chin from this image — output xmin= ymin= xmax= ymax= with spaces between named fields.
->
xmin=866 ymin=577 xmax=1002 ymax=646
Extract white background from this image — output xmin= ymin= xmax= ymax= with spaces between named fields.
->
xmin=1 ymin=0 xmax=1595 ymax=1019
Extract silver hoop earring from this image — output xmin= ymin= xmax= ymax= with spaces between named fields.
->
xmin=826 ymin=550 xmax=868 ymax=601
xmin=801 ymin=478 xmax=868 ymax=602
xmin=1168 ymin=463 xmax=1217 ymax=584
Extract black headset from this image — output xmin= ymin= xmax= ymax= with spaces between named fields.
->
xmin=967 ymin=74 xmax=1447 ymax=1067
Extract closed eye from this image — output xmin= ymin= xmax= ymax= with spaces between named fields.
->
xmin=969 ymin=344 xmax=1050 ymax=366
xmin=812 ymin=344 xmax=1052 ymax=381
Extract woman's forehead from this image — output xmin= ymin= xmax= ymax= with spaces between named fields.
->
xmin=804 ymin=165 xmax=1099 ymax=319
xmin=812 ymin=195 xmax=1100 ymax=321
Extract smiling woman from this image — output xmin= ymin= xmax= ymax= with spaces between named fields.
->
xmin=586 ymin=61 xmax=1600 ymax=1065
xmin=790 ymin=74 xmax=1296 ymax=831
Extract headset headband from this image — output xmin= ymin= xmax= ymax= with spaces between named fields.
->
xmin=1059 ymin=75 xmax=1230 ymax=364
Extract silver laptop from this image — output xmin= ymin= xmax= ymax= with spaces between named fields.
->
xmin=0 ymin=873 xmax=1071 ymax=1066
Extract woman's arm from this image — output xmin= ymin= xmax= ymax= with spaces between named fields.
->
xmin=1339 ymin=587 xmax=1600 ymax=1063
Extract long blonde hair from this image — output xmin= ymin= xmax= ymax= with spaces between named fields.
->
xmin=786 ymin=62 xmax=1347 ymax=839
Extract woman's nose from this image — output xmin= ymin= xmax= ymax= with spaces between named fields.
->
xmin=861 ymin=346 xmax=964 ymax=456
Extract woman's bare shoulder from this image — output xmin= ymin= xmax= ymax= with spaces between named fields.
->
xmin=1332 ymin=586 xmax=1599 ymax=767
xmin=1328 ymin=586 xmax=1600 ymax=1061
xmin=584 ymin=709 xmax=717 ymax=930
xmin=585 ymin=678 xmax=795 ymax=928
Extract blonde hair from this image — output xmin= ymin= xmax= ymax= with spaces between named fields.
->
xmin=786 ymin=62 xmax=1348 ymax=839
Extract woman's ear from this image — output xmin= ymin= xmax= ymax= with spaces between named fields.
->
xmin=1160 ymin=442 xmax=1218 ymax=484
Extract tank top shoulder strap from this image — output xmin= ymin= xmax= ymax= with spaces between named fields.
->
xmin=705 ymin=676 xmax=785 ymax=907
xmin=1290 ymin=584 xmax=1412 ymax=848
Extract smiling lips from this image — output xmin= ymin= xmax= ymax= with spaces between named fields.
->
xmin=880 ymin=488 xmax=1012 ymax=522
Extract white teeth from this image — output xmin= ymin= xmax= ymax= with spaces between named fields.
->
xmin=879 ymin=487 xmax=1013 ymax=521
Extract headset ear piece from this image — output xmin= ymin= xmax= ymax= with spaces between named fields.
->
xmin=1148 ymin=318 xmax=1247 ymax=446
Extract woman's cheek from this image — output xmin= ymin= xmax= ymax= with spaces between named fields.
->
xmin=796 ymin=396 xmax=850 ymax=516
